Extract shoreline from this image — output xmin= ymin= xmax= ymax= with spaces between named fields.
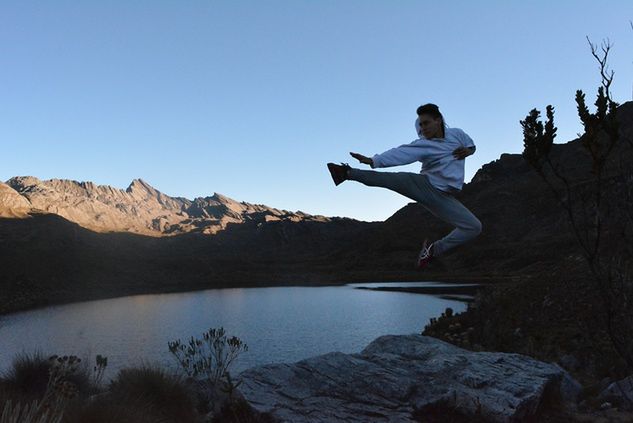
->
xmin=0 ymin=275 xmax=502 ymax=317
xmin=354 ymin=285 xmax=482 ymax=303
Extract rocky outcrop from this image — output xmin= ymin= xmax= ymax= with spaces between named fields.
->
xmin=3 ymin=177 xmax=328 ymax=236
xmin=0 ymin=182 xmax=31 ymax=217
xmin=238 ymin=334 xmax=580 ymax=423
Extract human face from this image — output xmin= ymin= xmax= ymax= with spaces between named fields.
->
xmin=418 ymin=114 xmax=443 ymax=139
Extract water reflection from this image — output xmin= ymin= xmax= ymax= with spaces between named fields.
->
xmin=0 ymin=283 xmax=468 ymax=378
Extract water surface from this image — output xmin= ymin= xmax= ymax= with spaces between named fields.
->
xmin=0 ymin=283 xmax=469 ymax=378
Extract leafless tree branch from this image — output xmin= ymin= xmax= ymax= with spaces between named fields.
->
xmin=587 ymin=36 xmax=615 ymax=99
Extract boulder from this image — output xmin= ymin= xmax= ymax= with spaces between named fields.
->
xmin=238 ymin=334 xmax=580 ymax=423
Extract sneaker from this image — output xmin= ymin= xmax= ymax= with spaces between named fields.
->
xmin=416 ymin=240 xmax=434 ymax=270
xmin=327 ymin=163 xmax=351 ymax=186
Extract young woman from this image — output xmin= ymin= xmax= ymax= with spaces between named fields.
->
xmin=327 ymin=103 xmax=481 ymax=269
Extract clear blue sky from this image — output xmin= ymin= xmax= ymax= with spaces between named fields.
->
xmin=2 ymin=1 xmax=632 ymax=221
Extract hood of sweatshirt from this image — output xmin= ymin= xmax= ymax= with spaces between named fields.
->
xmin=415 ymin=117 xmax=423 ymax=137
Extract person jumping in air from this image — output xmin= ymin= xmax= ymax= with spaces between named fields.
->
xmin=327 ymin=103 xmax=482 ymax=269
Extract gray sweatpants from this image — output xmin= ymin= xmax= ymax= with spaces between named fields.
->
xmin=348 ymin=168 xmax=481 ymax=256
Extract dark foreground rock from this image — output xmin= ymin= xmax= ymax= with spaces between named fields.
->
xmin=600 ymin=375 xmax=633 ymax=411
xmin=238 ymin=335 xmax=580 ymax=423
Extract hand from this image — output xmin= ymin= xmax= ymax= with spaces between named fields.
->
xmin=453 ymin=147 xmax=473 ymax=160
xmin=350 ymin=152 xmax=373 ymax=167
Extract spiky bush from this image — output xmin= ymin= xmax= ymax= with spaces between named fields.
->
xmin=0 ymin=354 xmax=91 ymax=423
xmin=1 ymin=352 xmax=50 ymax=401
xmin=520 ymin=38 xmax=633 ymax=373
xmin=168 ymin=327 xmax=248 ymax=386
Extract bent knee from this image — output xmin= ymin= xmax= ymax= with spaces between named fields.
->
xmin=466 ymin=218 xmax=482 ymax=237
xmin=474 ymin=218 xmax=482 ymax=235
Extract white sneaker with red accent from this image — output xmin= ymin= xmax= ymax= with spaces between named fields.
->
xmin=416 ymin=240 xmax=434 ymax=270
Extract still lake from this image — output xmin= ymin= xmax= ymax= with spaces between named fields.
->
xmin=0 ymin=282 xmax=472 ymax=378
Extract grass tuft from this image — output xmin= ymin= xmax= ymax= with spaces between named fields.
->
xmin=1 ymin=351 xmax=50 ymax=401
xmin=108 ymin=365 xmax=199 ymax=423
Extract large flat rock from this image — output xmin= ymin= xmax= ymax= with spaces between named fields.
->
xmin=239 ymin=334 xmax=580 ymax=422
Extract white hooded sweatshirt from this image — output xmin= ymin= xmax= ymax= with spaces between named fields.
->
xmin=371 ymin=118 xmax=476 ymax=192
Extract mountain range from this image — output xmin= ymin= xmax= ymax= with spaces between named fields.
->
xmin=1 ymin=176 xmax=329 ymax=236
xmin=1 ymin=101 xmax=631 ymax=315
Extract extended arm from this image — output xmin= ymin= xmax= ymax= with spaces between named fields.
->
xmin=350 ymin=152 xmax=374 ymax=167
xmin=353 ymin=141 xmax=427 ymax=169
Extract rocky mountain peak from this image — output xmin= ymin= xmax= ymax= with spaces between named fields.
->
xmin=126 ymin=178 xmax=156 ymax=194
xmin=6 ymin=176 xmax=43 ymax=192
xmin=470 ymin=153 xmax=530 ymax=184
xmin=210 ymin=192 xmax=236 ymax=204
xmin=125 ymin=178 xmax=167 ymax=202
xmin=206 ymin=193 xmax=247 ymax=214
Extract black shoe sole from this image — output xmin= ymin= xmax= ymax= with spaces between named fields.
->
xmin=327 ymin=163 xmax=346 ymax=186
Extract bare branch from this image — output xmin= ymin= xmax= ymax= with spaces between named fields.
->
xmin=586 ymin=36 xmax=615 ymax=100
